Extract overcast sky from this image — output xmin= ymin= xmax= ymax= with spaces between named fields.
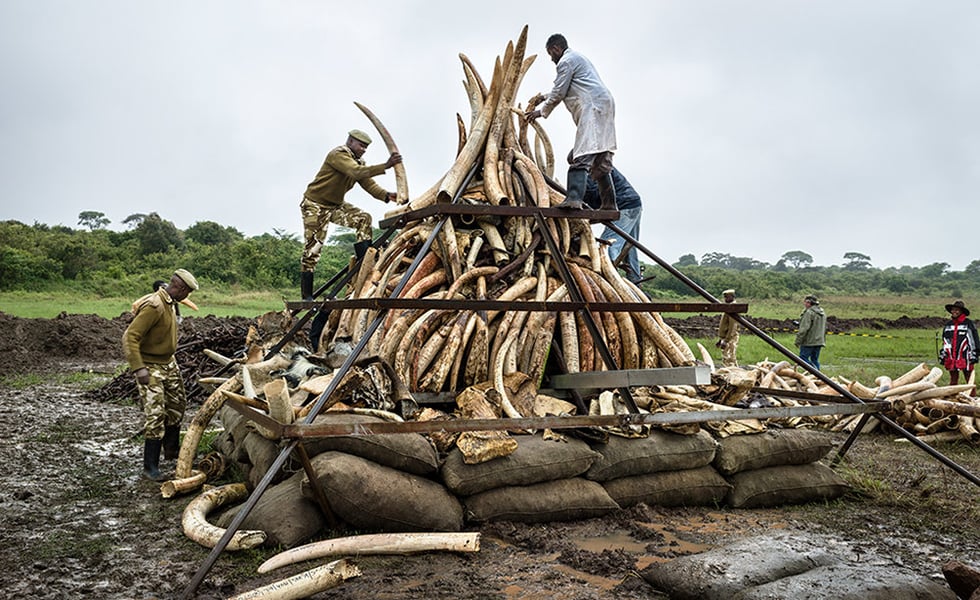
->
xmin=2 ymin=1 xmax=977 ymax=270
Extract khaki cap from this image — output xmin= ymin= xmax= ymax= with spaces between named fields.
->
xmin=722 ymin=289 xmax=735 ymax=296
xmin=174 ymin=268 xmax=199 ymax=291
xmin=348 ymin=129 xmax=372 ymax=145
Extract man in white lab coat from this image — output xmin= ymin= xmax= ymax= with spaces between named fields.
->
xmin=526 ymin=33 xmax=617 ymax=211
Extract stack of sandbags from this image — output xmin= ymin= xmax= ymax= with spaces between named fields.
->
xmin=212 ymin=403 xmax=287 ymax=491
xmin=442 ymin=433 xmax=620 ymax=523
xmin=214 ymin=410 xmax=463 ymax=540
xmin=712 ymin=429 xmax=850 ymax=508
xmin=585 ymin=430 xmax=731 ymax=508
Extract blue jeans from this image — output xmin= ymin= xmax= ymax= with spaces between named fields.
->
xmin=601 ymin=207 xmax=643 ymax=283
xmin=799 ymin=345 xmax=822 ymax=370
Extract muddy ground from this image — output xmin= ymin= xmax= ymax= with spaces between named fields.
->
xmin=0 ymin=312 xmax=977 ymax=599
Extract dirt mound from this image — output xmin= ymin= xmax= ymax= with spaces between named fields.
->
xmin=664 ymin=314 xmax=946 ymax=338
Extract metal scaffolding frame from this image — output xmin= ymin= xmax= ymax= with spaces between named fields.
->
xmin=180 ymin=176 xmax=979 ymax=599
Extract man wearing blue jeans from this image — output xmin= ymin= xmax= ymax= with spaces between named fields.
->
xmin=795 ymin=294 xmax=827 ymax=369
xmin=584 ymin=168 xmax=643 ymax=283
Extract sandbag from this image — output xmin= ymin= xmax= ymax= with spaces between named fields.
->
xmin=585 ymin=429 xmax=717 ymax=481
xmin=640 ymin=532 xmax=840 ymax=600
xmin=297 ymin=413 xmax=439 ymax=475
xmin=302 ymin=451 xmax=463 ymax=532
xmin=441 ymin=434 xmax=598 ymax=496
xmin=217 ymin=404 xmax=253 ymax=463
xmin=217 ymin=471 xmax=325 ymax=548
xmin=240 ymin=430 xmax=288 ymax=490
xmin=602 ymin=466 xmax=731 ymax=508
xmin=734 ymin=563 xmax=957 ymax=600
xmin=713 ymin=429 xmax=835 ymax=475
xmin=464 ymin=478 xmax=619 ymax=523
xmin=725 ymin=463 xmax=849 ymax=508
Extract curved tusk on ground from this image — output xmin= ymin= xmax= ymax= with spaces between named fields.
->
xmin=354 ymin=101 xmax=409 ymax=203
xmin=229 ymin=559 xmax=361 ymax=600
xmin=257 ymin=532 xmax=480 ymax=574
xmin=182 ymin=483 xmax=266 ymax=550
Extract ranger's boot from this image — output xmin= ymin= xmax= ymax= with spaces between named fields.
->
xmin=556 ymin=168 xmax=588 ymax=210
xmin=353 ymin=240 xmax=371 ymax=260
xmin=300 ymin=271 xmax=315 ymax=302
xmin=596 ymin=173 xmax=618 ymax=211
xmin=142 ymin=438 xmax=165 ymax=481
xmin=162 ymin=425 xmax=180 ymax=461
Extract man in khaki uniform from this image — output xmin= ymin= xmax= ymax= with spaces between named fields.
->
xmin=123 ymin=268 xmax=198 ymax=481
xmin=299 ymin=129 xmax=403 ymax=300
xmin=716 ymin=289 xmax=739 ymax=367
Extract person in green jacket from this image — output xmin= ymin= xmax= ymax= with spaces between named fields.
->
xmin=123 ymin=268 xmax=198 ymax=481
xmin=795 ymin=294 xmax=827 ymax=370
xmin=299 ymin=129 xmax=403 ymax=300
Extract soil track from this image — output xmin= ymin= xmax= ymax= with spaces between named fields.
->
xmin=0 ymin=312 xmax=976 ymax=599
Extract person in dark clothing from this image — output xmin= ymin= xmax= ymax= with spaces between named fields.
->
xmin=939 ymin=300 xmax=978 ymax=393
xmin=583 ymin=167 xmax=643 ymax=283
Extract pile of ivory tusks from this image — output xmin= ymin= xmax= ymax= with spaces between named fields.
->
xmin=740 ymin=359 xmax=979 ymax=442
xmin=317 ymin=25 xmax=695 ymax=397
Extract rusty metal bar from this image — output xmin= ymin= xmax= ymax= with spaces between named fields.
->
xmin=533 ymin=211 xmax=639 ymax=413
xmin=279 ymin=401 xmax=891 ymax=438
xmin=293 ymin=443 xmax=338 ymax=528
xmin=286 ymin=298 xmax=749 ymax=314
xmin=605 ymin=221 xmax=980 ymax=488
xmin=379 ymin=203 xmax=619 ymax=229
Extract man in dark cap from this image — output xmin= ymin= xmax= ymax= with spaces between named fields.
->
xmin=795 ymin=294 xmax=827 ymax=370
xmin=299 ymin=129 xmax=403 ymax=300
xmin=123 ymin=268 xmax=199 ymax=481
xmin=939 ymin=300 xmax=978 ymax=392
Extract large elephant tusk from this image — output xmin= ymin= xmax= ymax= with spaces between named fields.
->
xmin=696 ymin=342 xmax=716 ymax=372
xmin=175 ymin=374 xmax=241 ymax=479
xmin=354 ymin=101 xmax=409 ymax=204
xmin=182 ymin=483 xmax=266 ymax=550
xmin=229 ymin=559 xmax=361 ymax=600
xmin=257 ymin=532 xmax=480 ymax=574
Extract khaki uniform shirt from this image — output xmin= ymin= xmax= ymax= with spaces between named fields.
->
xmin=718 ymin=313 xmax=738 ymax=340
xmin=303 ymin=145 xmax=389 ymax=207
xmin=123 ymin=288 xmax=179 ymax=370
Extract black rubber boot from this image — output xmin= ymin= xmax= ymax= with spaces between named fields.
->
xmin=300 ymin=271 xmax=315 ymax=302
xmin=162 ymin=425 xmax=180 ymax=461
xmin=353 ymin=240 xmax=371 ymax=260
xmin=556 ymin=168 xmax=588 ymax=210
xmin=309 ymin=309 xmax=329 ymax=353
xmin=142 ymin=438 xmax=165 ymax=481
xmin=597 ymin=173 xmax=618 ymax=211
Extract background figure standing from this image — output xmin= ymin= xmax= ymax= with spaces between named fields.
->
xmin=795 ymin=294 xmax=827 ymax=370
xmin=526 ymin=33 xmax=617 ymax=211
xmin=123 ymin=269 xmax=198 ymax=481
xmin=300 ymin=129 xmax=402 ymax=300
xmin=939 ymin=300 xmax=978 ymax=394
xmin=583 ymin=167 xmax=642 ymax=283
xmin=716 ymin=289 xmax=739 ymax=367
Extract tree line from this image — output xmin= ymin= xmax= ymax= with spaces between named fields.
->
xmin=1 ymin=212 xmax=978 ymax=299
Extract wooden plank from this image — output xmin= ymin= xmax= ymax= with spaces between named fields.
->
xmin=550 ymin=366 xmax=712 ymax=390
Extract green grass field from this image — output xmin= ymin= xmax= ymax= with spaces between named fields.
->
xmin=0 ymin=291 xmax=966 ymax=384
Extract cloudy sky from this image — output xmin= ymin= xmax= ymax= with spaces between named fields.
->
xmin=2 ymin=1 xmax=977 ymax=270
